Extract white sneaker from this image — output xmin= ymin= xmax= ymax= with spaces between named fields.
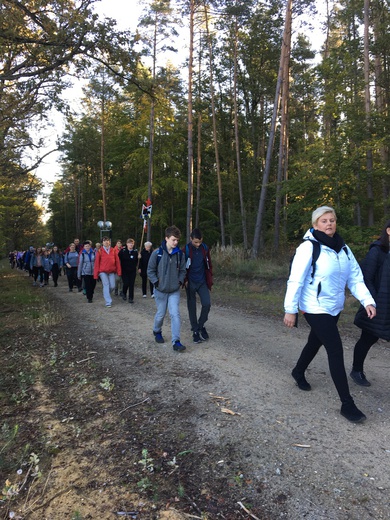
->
xmin=151 ymin=294 xmax=155 ymax=298
xmin=143 ymin=294 xmax=147 ymax=298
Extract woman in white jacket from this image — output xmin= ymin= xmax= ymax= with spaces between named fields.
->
xmin=284 ymin=206 xmax=376 ymax=423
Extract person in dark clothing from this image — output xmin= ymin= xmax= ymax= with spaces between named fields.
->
xmin=183 ymin=228 xmax=213 ymax=344
xmin=138 ymin=241 xmax=154 ymax=298
xmin=119 ymin=238 xmax=138 ymax=303
xmin=351 ymin=220 xmax=390 ymax=387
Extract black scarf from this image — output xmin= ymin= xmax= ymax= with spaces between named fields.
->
xmin=312 ymin=229 xmax=345 ymax=253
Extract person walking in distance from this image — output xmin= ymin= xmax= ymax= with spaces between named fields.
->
xmin=64 ymin=243 xmax=82 ymax=292
xmin=119 ymin=238 xmax=138 ymax=304
xmin=284 ymin=206 xmax=376 ymax=423
xmin=93 ymin=236 xmax=121 ymax=308
xmin=114 ymin=239 xmax=123 ymax=296
xmin=183 ymin=228 xmax=213 ymax=343
xmin=351 ymin=220 xmax=390 ymax=387
xmin=138 ymin=241 xmax=154 ymax=298
xmin=147 ymin=225 xmax=187 ymax=352
xmin=78 ymin=241 xmax=96 ymax=303
xmin=49 ymin=245 xmax=63 ymax=287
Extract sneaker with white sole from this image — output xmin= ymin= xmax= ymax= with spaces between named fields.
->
xmin=193 ymin=332 xmax=203 ymax=343
xmin=199 ymin=327 xmax=209 ymax=341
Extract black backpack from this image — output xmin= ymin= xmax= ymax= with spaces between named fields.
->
xmin=289 ymin=239 xmax=349 ymax=284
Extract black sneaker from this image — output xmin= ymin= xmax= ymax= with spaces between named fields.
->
xmin=291 ymin=368 xmax=311 ymax=391
xmin=350 ymin=369 xmax=371 ymax=387
xmin=173 ymin=341 xmax=186 ymax=352
xmin=122 ymin=294 xmax=127 ymax=301
xmin=193 ymin=332 xmax=203 ymax=343
xmin=154 ymin=331 xmax=165 ymax=344
xmin=340 ymin=402 xmax=366 ymax=423
xmin=199 ymin=327 xmax=209 ymax=341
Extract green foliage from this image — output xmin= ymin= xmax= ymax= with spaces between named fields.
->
xmin=2 ymin=0 xmax=390 ymax=252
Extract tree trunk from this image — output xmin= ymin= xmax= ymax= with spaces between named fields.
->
xmin=252 ymin=0 xmax=292 ymax=258
xmin=186 ymin=0 xmax=195 ymax=242
xmin=204 ymin=1 xmax=225 ymax=246
xmin=273 ymin=19 xmax=291 ymax=252
xmin=233 ymin=16 xmax=248 ymax=249
xmin=364 ymin=0 xmax=374 ymax=226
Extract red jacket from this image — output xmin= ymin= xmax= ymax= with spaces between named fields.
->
xmin=93 ymin=247 xmax=122 ymax=279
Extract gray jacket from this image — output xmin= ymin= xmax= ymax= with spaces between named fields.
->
xmin=77 ymin=251 xmax=95 ymax=277
xmin=147 ymin=243 xmax=186 ymax=293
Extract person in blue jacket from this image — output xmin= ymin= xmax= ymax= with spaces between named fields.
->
xmin=77 ymin=241 xmax=96 ymax=303
xmin=351 ymin=220 xmax=390 ymax=386
xmin=284 ymin=206 xmax=376 ymax=423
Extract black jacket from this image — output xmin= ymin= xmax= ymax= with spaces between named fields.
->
xmin=119 ymin=248 xmax=138 ymax=274
xmin=354 ymin=241 xmax=390 ymax=341
xmin=139 ymin=248 xmax=153 ymax=276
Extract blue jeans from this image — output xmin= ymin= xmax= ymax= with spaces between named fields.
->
xmin=185 ymin=280 xmax=211 ymax=332
xmin=99 ymin=272 xmax=116 ymax=305
xmin=153 ymin=289 xmax=181 ymax=344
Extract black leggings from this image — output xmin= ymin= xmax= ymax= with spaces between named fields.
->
xmin=294 ymin=313 xmax=352 ymax=404
xmin=352 ymin=330 xmax=379 ymax=372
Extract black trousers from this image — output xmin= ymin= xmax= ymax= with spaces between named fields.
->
xmin=33 ymin=266 xmax=44 ymax=283
xmin=352 ymin=330 xmax=379 ymax=372
xmin=294 ymin=313 xmax=352 ymax=404
xmin=122 ymin=271 xmax=137 ymax=300
xmin=51 ymin=263 xmax=60 ymax=285
xmin=66 ymin=267 xmax=81 ymax=290
xmin=83 ymin=275 xmax=96 ymax=301
xmin=140 ymin=273 xmax=154 ymax=296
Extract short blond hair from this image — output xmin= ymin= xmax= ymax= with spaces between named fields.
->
xmin=312 ymin=206 xmax=337 ymax=226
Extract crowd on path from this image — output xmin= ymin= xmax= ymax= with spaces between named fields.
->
xmin=13 ymin=226 xmax=214 ymax=355
xmin=9 ymin=210 xmax=390 ymax=424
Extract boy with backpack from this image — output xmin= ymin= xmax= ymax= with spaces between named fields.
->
xmin=147 ymin=225 xmax=187 ymax=352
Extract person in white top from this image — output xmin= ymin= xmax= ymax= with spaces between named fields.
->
xmin=284 ymin=206 xmax=376 ymax=423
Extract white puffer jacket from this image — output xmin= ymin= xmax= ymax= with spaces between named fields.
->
xmin=284 ymin=229 xmax=375 ymax=316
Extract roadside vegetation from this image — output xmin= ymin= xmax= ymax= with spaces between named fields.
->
xmin=0 ymin=253 xmax=362 ymax=519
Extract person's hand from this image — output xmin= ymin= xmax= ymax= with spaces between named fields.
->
xmin=284 ymin=313 xmax=297 ymax=328
xmin=365 ymin=305 xmax=376 ymax=319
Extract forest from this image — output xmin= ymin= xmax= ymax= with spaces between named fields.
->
xmin=1 ymin=0 xmax=389 ymax=257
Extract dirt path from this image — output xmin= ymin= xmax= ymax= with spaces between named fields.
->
xmin=46 ymin=278 xmax=390 ymax=519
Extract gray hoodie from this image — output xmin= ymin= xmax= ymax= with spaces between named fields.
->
xmin=147 ymin=242 xmax=186 ymax=293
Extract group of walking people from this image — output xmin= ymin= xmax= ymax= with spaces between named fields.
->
xmin=17 ymin=207 xmax=389 ymax=423
xmin=284 ymin=206 xmax=390 ymax=423
xmin=23 ymin=226 xmax=214 ymax=355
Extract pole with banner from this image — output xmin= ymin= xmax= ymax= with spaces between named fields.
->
xmin=139 ymin=198 xmax=152 ymax=259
